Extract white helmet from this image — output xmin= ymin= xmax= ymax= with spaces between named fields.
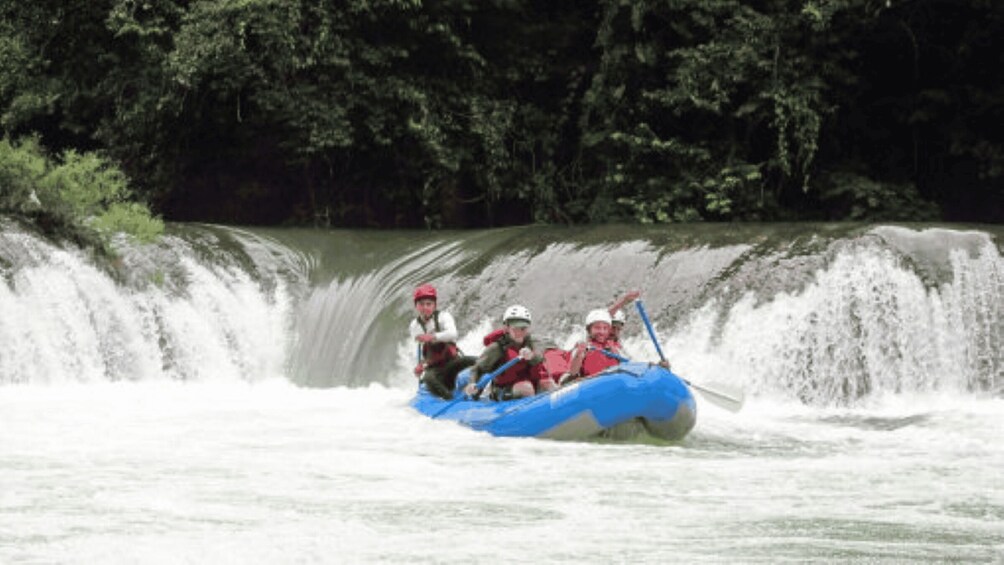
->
xmin=585 ymin=309 xmax=612 ymax=328
xmin=503 ymin=304 xmax=532 ymax=327
xmin=612 ymin=310 xmax=626 ymax=325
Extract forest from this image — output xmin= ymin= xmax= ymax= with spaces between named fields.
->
xmin=1 ymin=0 xmax=1001 ymax=233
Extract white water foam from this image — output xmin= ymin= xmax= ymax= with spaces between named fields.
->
xmin=664 ymin=241 xmax=1003 ymax=406
xmin=2 ymin=224 xmax=1003 ymax=563
xmin=1 ymin=381 xmax=1001 ymax=564
xmin=0 ymin=229 xmax=296 ymax=384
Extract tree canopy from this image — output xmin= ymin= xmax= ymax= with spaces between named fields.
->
xmin=2 ymin=0 xmax=1001 ymax=228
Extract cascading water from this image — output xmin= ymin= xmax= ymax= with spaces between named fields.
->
xmin=283 ymin=224 xmax=1001 ymax=406
xmin=667 ymin=226 xmax=1002 ymax=405
xmin=1 ymin=220 xmax=1001 ymax=564
xmin=0 ymin=221 xmax=304 ymax=384
xmin=7 ymin=219 xmax=997 ymax=403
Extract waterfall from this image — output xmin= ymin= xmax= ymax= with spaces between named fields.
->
xmin=668 ymin=229 xmax=1002 ymax=405
xmin=2 ymin=220 xmax=1000 ymax=406
xmin=0 ymin=221 xmax=305 ymax=384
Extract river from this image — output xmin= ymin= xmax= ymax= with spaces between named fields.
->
xmin=1 ymin=221 xmax=1001 ymax=563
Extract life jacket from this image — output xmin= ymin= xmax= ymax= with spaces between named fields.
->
xmin=537 ymin=348 xmax=569 ymax=382
xmin=581 ymin=339 xmax=622 ymax=377
xmin=483 ymin=331 xmax=563 ymax=384
xmin=482 ymin=328 xmax=506 ymax=347
xmin=417 ymin=311 xmax=459 ymax=368
xmin=491 ymin=334 xmax=539 ymax=387
xmin=486 ymin=329 xmax=565 ymax=383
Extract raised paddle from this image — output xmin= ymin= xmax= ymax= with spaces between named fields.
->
xmin=634 ymin=300 xmax=745 ymax=412
xmin=430 ymin=356 xmax=522 ymax=419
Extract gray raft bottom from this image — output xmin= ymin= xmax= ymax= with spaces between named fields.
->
xmin=538 ymin=404 xmax=697 ymax=442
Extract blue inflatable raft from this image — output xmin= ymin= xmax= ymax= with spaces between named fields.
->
xmin=410 ymin=361 xmax=697 ymax=441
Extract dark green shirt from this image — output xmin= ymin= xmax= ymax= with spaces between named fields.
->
xmin=471 ymin=334 xmax=544 ymax=381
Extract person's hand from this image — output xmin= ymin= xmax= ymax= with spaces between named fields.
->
xmin=574 ymin=342 xmax=587 ymax=356
xmin=413 ymin=363 xmax=424 ymax=377
xmin=464 ymin=383 xmax=479 ymax=397
xmin=518 ymin=347 xmax=534 ymax=361
xmin=624 ymin=290 xmax=641 ymax=302
xmin=416 ymin=333 xmax=436 ymax=343
xmin=658 ymin=359 xmax=671 ymax=370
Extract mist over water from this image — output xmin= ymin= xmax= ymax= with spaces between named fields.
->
xmin=1 ymin=220 xmax=1002 ymax=563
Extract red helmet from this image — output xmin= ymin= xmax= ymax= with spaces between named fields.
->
xmin=413 ymin=284 xmax=437 ymax=303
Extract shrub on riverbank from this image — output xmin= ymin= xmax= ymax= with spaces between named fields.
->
xmin=0 ymin=136 xmax=162 ymax=253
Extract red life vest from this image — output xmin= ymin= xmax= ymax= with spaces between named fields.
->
xmin=581 ymin=339 xmax=622 ymax=377
xmin=538 ymin=348 xmax=569 ymax=381
xmin=491 ymin=336 xmax=539 ymax=387
xmin=487 ymin=328 xmax=553 ymax=383
xmin=482 ymin=328 xmax=506 ymax=347
xmin=418 ymin=311 xmax=459 ymax=368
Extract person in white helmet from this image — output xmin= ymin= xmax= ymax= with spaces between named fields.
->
xmin=603 ymin=289 xmax=671 ymax=370
xmin=464 ymin=305 xmax=554 ymax=400
xmin=560 ymin=308 xmax=625 ymax=385
xmin=607 ymin=289 xmax=641 ymax=345
xmin=610 ymin=309 xmax=627 ymax=344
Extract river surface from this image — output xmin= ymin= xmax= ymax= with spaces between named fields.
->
xmin=0 ymin=222 xmax=1001 ymax=563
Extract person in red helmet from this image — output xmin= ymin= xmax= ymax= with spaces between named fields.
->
xmin=410 ymin=284 xmax=474 ymax=399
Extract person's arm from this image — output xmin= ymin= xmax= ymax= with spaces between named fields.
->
xmin=558 ymin=342 xmax=586 ymax=385
xmin=409 ymin=319 xmax=424 ymax=376
xmin=608 ymin=290 xmax=641 ymax=316
xmin=522 ymin=337 xmax=545 ymax=366
xmin=432 ymin=311 xmax=459 ymax=343
xmin=465 ymin=343 xmax=502 ymax=394
xmin=567 ymin=342 xmax=586 ymax=377
xmin=473 ymin=342 xmax=503 ymax=376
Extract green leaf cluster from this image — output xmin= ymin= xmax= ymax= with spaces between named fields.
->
xmin=0 ymin=136 xmax=163 ymax=250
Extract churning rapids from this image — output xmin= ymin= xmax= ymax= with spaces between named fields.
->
xmin=1 ymin=220 xmax=1001 ymax=563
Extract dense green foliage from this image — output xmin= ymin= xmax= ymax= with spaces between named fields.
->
xmin=1 ymin=0 xmax=1000 ymax=228
xmin=0 ymin=136 xmax=163 ymax=250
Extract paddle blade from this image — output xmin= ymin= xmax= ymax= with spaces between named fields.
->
xmin=686 ymin=380 xmax=745 ymax=412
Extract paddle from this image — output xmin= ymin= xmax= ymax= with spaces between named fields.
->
xmin=587 ymin=346 xmax=629 ymax=363
xmin=430 ymin=356 xmax=522 ymax=419
xmin=634 ymin=300 xmax=745 ymax=412
xmin=415 ymin=345 xmax=423 ymax=391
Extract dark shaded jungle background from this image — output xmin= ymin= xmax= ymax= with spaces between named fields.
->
xmin=2 ymin=0 xmax=1001 ymax=229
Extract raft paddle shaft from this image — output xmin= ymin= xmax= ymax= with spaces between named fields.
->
xmin=635 ymin=300 xmax=745 ymax=412
xmin=415 ymin=345 xmax=423 ymax=391
xmin=587 ymin=346 xmax=629 ymax=363
xmin=430 ymin=356 xmax=522 ymax=419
